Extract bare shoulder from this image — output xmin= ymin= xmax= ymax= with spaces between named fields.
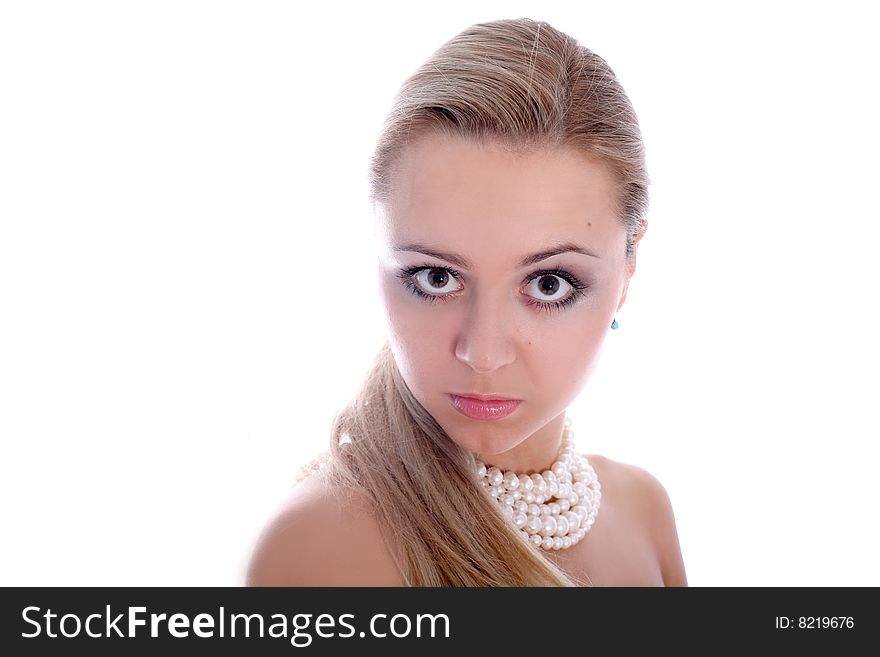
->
xmin=584 ymin=454 xmax=669 ymax=519
xmin=585 ymin=454 xmax=688 ymax=587
xmin=245 ymin=471 xmax=408 ymax=586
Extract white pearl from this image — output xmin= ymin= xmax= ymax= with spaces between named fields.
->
xmin=548 ymin=503 xmax=561 ymax=516
xmin=526 ymin=516 xmax=543 ymax=535
xmin=540 ymin=516 xmax=557 ymax=537
xmin=559 ymin=499 xmax=570 ymax=512
xmin=553 ymin=537 xmax=563 ymax=550
xmin=562 ymin=536 xmax=572 ymax=549
xmin=534 ymin=478 xmax=548 ymax=494
xmin=551 ymin=460 xmax=566 ymax=477
xmin=503 ymin=472 xmax=519 ymax=490
xmin=519 ymin=475 xmax=534 ymax=491
xmin=527 ymin=504 xmax=541 ymax=517
xmin=554 ymin=515 xmax=569 ymax=536
xmin=515 ymin=501 xmax=528 ymax=513
xmin=500 ymin=494 xmax=515 ymax=506
xmin=476 ymin=463 xmax=487 ymax=478
xmin=541 ymin=505 xmax=552 ymax=516
xmin=512 ymin=490 xmax=522 ymax=501
xmin=513 ymin=512 xmax=528 ymax=529
xmin=564 ymin=511 xmax=580 ymax=531
xmin=572 ymin=505 xmax=588 ymax=521
xmin=489 ymin=485 xmax=503 ymax=498
xmin=573 ymin=482 xmax=587 ymax=497
xmin=531 ymin=534 xmax=543 ymax=547
xmin=542 ymin=536 xmax=555 ymax=550
xmin=502 ymin=505 xmax=514 ymax=519
xmin=542 ymin=470 xmax=557 ymax=484
xmin=523 ymin=491 xmax=536 ymax=504
xmin=488 ymin=467 xmax=504 ymax=487
xmin=547 ymin=481 xmax=559 ymax=496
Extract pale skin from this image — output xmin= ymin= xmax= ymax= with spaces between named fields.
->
xmin=247 ymin=133 xmax=687 ymax=587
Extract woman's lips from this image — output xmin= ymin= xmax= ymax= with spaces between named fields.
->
xmin=448 ymin=394 xmax=522 ymax=420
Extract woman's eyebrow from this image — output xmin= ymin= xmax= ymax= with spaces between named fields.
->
xmin=392 ymin=241 xmax=601 ymax=269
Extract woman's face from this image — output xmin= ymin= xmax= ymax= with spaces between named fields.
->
xmin=375 ymin=133 xmax=638 ymax=469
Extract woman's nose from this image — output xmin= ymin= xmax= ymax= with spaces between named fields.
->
xmin=453 ymin=294 xmax=516 ymax=373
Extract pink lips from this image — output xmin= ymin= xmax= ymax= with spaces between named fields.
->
xmin=448 ymin=394 xmax=522 ymax=420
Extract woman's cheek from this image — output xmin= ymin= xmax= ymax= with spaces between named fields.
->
xmin=533 ymin=318 xmax=605 ymax=380
xmin=379 ymin=277 xmax=420 ymax=335
xmin=379 ymin=286 xmax=450 ymax=365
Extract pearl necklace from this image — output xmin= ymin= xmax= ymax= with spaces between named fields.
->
xmin=474 ymin=417 xmax=601 ymax=551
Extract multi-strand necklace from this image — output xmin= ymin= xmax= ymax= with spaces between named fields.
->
xmin=474 ymin=417 xmax=601 ymax=551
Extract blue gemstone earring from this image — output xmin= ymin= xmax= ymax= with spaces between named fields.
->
xmin=611 ymin=318 xmax=619 ymax=330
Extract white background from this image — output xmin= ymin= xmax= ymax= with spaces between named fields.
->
xmin=1 ymin=1 xmax=877 ymax=586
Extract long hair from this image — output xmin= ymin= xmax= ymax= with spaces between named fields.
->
xmin=311 ymin=18 xmax=649 ymax=586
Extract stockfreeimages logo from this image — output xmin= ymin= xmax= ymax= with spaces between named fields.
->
xmin=21 ymin=606 xmax=451 ymax=647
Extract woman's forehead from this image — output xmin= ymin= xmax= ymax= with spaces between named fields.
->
xmin=376 ymin=134 xmax=624 ymax=263
xmin=393 ymin=133 xmax=615 ymax=197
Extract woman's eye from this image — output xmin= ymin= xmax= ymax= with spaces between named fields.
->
xmin=413 ymin=267 xmax=462 ymax=295
xmin=525 ymin=274 xmax=572 ymax=303
xmin=398 ymin=264 xmax=587 ymax=312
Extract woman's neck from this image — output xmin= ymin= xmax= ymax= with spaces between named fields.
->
xmin=474 ymin=413 xmax=568 ymax=474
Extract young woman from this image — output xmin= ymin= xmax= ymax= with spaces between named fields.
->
xmin=247 ymin=17 xmax=687 ymax=587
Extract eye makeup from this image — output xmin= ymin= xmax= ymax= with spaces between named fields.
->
xmin=395 ymin=262 xmax=590 ymax=314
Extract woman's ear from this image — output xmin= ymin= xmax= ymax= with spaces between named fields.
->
xmin=618 ymin=219 xmax=648 ymax=311
xmin=628 ymin=219 xmax=648 ymax=277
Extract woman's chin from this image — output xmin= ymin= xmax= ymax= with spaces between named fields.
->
xmin=443 ymin=426 xmax=525 ymax=458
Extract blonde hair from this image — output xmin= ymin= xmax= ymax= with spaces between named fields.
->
xmin=314 ymin=18 xmax=649 ymax=586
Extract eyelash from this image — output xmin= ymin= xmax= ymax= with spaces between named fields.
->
xmin=396 ymin=263 xmax=589 ymax=314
